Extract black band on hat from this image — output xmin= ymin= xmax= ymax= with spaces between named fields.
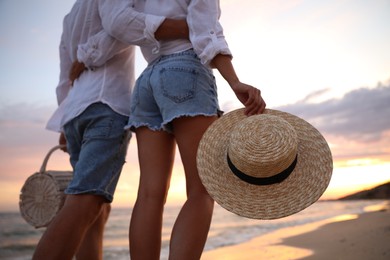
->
xmin=227 ymin=154 xmax=298 ymax=186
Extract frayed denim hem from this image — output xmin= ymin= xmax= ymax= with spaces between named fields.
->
xmin=128 ymin=111 xmax=220 ymax=134
xmin=125 ymin=122 xmax=163 ymax=132
xmin=162 ymin=111 xmax=219 ymax=133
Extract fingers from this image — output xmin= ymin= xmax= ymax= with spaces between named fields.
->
xmin=69 ymin=61 xmax=86 ymax=86
xmin=232 ymin=82 xmax=266 ymax=116
xmin=244 ymin=87 xmax=266 ymax=116
xmin=59 ymin=133 xmax=68 ymax=153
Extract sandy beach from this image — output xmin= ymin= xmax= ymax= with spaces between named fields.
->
xmin=202 ymin=201 xmax=390 ymax=260
xmin=1 ymin=200 xmax=388 ymax=259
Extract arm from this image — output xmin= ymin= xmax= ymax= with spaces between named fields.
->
xmin=188 ymin=0 xmax=265 ymax=115
xmin=98 ymin=0 xmax=188 ymax=50
xmin=57 ymin=35 xmax=72 ymax=105
xmin=98 ymin=0 xmax=165 ymax=47
xmin=155 ymin=19 xmax=188 ymax=41
xmin=78 ymin=0 xmax=189 ymax=68
xmin=78 ymin=19 xmax=188 ymax=68
xmin=187 ymin=0 xmax=231 ymax=66
xmin=56 ymin=30 xmax=73 ymax=147
xmin=78 ymin=0 xmax=150 ymax=69
xmin=77 ymin=30 xmax=131 ymax=69
xmin=212 ymin=54 xmax=266 ymax=115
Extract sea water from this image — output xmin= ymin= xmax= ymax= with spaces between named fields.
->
xmin=0 ymin=200 xmax=387 ymax=260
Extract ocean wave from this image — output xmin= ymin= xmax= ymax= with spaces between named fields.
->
xmin=0 ymin=200 xmax=386 ymax=259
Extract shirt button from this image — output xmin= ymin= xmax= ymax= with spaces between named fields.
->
xmin=210 ymin=31 xmax=215 ymax=34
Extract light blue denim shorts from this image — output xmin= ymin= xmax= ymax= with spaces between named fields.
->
xmin=127 ymin=49 xmax=220 ymax=132
xmin=63 ymin=102 xmax=131 ymax=202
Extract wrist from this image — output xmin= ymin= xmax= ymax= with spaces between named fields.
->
xmin=229 ymin=79 xmax=241 ymax=90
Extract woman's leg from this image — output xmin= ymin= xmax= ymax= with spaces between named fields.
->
xmin=169 ymin=115 xmax=217 ymax=260
xmin=129 ymin=127 xmax=176 ymax=260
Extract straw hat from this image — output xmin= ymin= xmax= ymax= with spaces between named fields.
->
xmin=197 ymin=108 xmax=333 ymax=219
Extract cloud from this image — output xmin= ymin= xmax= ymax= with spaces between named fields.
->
xmin=0 ymin=103 xmax=56 ymax=146
xmin=277 ymin=81 xmax=390 ymax=142
xmin=0 ymin=103 xmax=61 ymax=182
xmin=276 ymin=81 xmax=390 ymax=161
xmin=2 ymin=82 xmax=390 ymax=183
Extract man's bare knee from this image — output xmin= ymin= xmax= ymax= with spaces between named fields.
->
xmin=63 ymin=194 xmax=107 ymax=222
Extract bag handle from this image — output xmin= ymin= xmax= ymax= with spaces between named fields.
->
xmin=39 ymin=145 xmax=66 ymax=173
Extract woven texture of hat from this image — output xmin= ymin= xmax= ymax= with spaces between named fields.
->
xmin=228 ymin=115 xmax=298 ymax=178
xmin=197 ymin=109 xmax=333 ymax=219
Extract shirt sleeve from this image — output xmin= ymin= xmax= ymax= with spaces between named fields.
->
xmin=78 ymin=0 xmax=165 ymax=68
xmin=56 ymin=32 xmax=72 ymax=105
xmin=187 ymin=0 xmax=232 ymax=66
xmin=77 ymin=30 xmax=131 ymax=68
xmin=98 ymin=0 xmax=165 ymax=45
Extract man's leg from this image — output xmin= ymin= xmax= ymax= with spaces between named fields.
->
xmin=32 ymin=194 xmax=106 ymax=260
xmin=35 ymin=103 xmax=129 ymax=260
xmin=76 ymin=203 xmax=111 ymax=260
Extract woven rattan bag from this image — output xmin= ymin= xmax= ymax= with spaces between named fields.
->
xmin=19 ymin=145 xmax=73 ymax=228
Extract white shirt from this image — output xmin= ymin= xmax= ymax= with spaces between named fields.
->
xmin=46 ymin=0 xmax=166 ymax=132
xmin=78 ymin=0 xmax=232 ymax=66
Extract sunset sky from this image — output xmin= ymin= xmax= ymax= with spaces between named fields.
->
xmin=0 ymin=0 xmax=389 ymax=212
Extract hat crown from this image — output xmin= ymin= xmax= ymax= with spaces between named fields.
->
xmin=227 ymin=114 xmax=298 ymax=179
xmin=197 ymin=108 xmax=333 ymax=219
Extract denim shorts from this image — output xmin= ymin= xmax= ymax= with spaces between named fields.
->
xmin=127 ymin=49 xmax=220 ymax=132
xmin=63 ymin=103 xmax=131 ymax=202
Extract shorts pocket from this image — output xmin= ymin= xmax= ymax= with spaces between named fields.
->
xmin=159 ymin=67 xmax=198 ymax=103
xmin=84 ymin=118 xmax=114 ymax=140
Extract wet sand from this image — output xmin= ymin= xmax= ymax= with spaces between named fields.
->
xmin=202 ymin=202 xmax=390 ymax=260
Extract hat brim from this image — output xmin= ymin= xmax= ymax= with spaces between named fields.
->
xmin=197 ymin=108 xmax=333 ymax=219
